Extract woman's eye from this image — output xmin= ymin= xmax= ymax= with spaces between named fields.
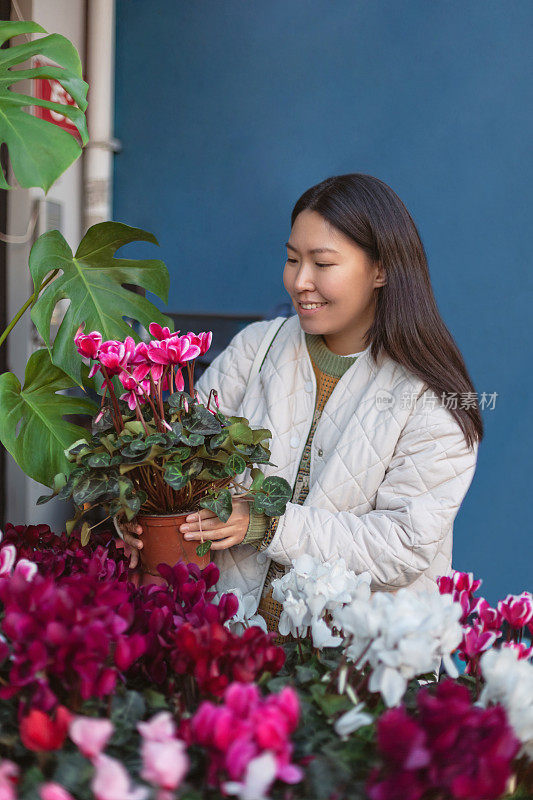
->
xmin=316 ymin=263 xmax=334 ymax=268
xmin=286 ymin=258 xmax=297 ymax=264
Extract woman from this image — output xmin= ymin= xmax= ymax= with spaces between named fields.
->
xmin=119 ymin=173 xmax=481 ymax=633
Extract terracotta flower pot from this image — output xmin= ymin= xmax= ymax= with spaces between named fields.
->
xmin=137 ymin=512 xmax=210 ymax=586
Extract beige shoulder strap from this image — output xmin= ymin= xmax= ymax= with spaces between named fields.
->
xmin=247 ymin=317 xmax=288 ymax=388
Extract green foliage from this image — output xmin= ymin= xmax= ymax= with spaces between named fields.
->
xmin=0 ymin=20 xmax=88 ymax=192
xmin=199 ymin=487 xmax=233 ymax=522
xmin=43 ymin=391 xmax=292 ymax=542
xmin=252 ymin=475 xmax=293 ymax=515
xmin=0 ymin=349 xmax=96 ymax=486
xmin=29 ymin=222 xmax=171 ymax=384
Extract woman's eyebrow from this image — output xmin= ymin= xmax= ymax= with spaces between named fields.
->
xmin=285 ymin=242 xmax=340 ymax=255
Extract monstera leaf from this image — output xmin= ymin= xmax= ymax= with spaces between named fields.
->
xmin=29 ymin=222 xmax=171 ymax=384
xmin=0 ymin=349 xmax=97 ymax=486
xmin=0 ymin=21 xmax=88 ymax=192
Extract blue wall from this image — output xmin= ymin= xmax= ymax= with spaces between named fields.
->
xmin=113 ymin=0 xmax=533 ymax=605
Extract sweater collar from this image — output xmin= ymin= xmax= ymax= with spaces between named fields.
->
xmin=305 ymin=333 xmax=362 ymax=378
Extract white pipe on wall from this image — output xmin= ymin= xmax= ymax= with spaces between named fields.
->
xmin=84 ymin=0 xmax=117 ymax=229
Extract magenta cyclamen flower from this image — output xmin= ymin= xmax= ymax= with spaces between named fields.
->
xmin=452 ymin=571 xmax=482 ymax=594
xmin=74 ymin=325 xmax=102 ymax=359
xmin=148 ymin=322 xmax=175 ymax=341
xmin=438 ymin=571 xmax=482 ymax=622
xmin=498 ymin=592 xmax=533 ymax=629
xmin=0 ymin=564 xmax=141 ymax=710
xmin=367 ymin=680 xmax=520 ymax=800
xmin=189 ymin=682 xmax=302 ymax=792
xmin=147 ymin=334 xmax=201 ymax=368
xmin=502 ymin=641 xmax=533 ymax=660
xmin=459 ymin=623 xmax=499 ymax=674
xmin=476 ymin=599 xmax=503 ymax=633
xmin=187 ymin=330 xmax=213 ymax=356
xmin=89 ymin=337 xmax=136 ymax=379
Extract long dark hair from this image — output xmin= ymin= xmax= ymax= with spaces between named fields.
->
xmin=291 ymin=174 xmax=483 ymax=449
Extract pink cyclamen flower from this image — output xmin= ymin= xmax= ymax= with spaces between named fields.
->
xmin=147 ymin=335 xmax=201 ymax=368
xmin=148 ymin=323 xmax=176 ymax=341
xmin=0 ymin=760 xmax=18 ymax=800
xmin=459 ymin=624 xmax=498 ymax=673
xmin=69 ymin=716 xmax=114 ymax=760
xmin=476 ymin=598 xmax=503 ymax=632
xmin=14 ymin=558 xmax=38 ymax=581
xmin=0 ymin=545 xmax=16 ymax=575
xmin=91 ymin=754 xmax=148 ymax=800
xmin=502 ymin=641 xmax=533 ymax=660
xmin=140 ymin=739 xmax=189 ymax=790
xmin=498 ymin=592 xmax=533 ymax=629
xmin=137 ymin=711 xmax=176 ymax=742
xmin=128 ymin=342 xmax=152 ymax=383
xmin=452 ymin=570 xmax=482 ymax=594
xmin=40 ymin=783 xmax=76 ymax=800
xmin=89 ymin=337 xmax=136 ymax=379
xmin=74 ymin=325 xmax=102 ymax=359
xmin=187 ymin=330 xmax=213 ymax=356
xmin=119 ymin=380 xmax=150 ymax=411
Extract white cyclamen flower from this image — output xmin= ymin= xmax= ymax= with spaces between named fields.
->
xmin=334 ymin=702 xmax=373 ymax=739
xmin=480 ymin=647 xmax=533 ymax=759
xmin=333 ymin=588 xmax=463 ymax=707
xmin=272 ymin=555 xmax=371 ymax=648
xmin=223 ymin=751 xmax=277 ymax=800
xmin=219 ymin=587 xmax=268 ymax=634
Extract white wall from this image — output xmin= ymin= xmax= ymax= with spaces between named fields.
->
xmin=4 ymin=0 xmax=86 ymax=528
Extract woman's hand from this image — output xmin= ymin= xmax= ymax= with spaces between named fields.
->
xmin=179 ymin=499 xmax=250 ymax=550
xmin=115 ymin=517 xmax=143 ymax=569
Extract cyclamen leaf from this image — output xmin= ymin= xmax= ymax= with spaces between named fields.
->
xmin=224 ymin=452 xmax=247 ymax=477
xmin=184 ymin=406 xmax=222 ymax=435
xmin=163 ymin=464 xmax=188 ymax=490
xmin=251 ymin=428 xmax=272 ymax=444
xmin=199 ymin=488 xmax=233 ymax=522
xmin=228 ymin=422 xmax=253 ymax=445
xmin=29 ymin=222 xmax=171 ymax=385
xmin=86 ymin=452 xmax=112 ymax=468
xmin=249 ymin=468 xmax=265 ymax=491
xmin=196 ymin=540 xmax=212 ymax=557
xmin=253 ymin=476 xmax=292 ymax=516
xmin=180 ymin=431 xmax=204 ymax=447
xmin=80 ymin=521 xmax=91 ymax=547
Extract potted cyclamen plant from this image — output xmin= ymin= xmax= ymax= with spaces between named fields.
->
xmin=39 ymin=323 xmax=291 ymax=582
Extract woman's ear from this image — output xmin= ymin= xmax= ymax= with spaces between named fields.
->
xmin=374 ymin=261 xmax=387 ymax=287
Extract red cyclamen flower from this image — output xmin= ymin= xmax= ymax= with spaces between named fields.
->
xmin=20 ymin=706 xmax=72 ymax=751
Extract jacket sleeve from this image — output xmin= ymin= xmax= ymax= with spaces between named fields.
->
xmin=194 ymin=319 xmax=274 ymax=414
xmin=262 ymin=392 xmax=479 ymax=590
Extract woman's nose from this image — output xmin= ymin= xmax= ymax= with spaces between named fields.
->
xmin=293 ymin=263 xmax=315 ymax=292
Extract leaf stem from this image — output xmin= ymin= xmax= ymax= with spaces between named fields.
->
xmin=0 ymin=269 xmax=59 ymax=349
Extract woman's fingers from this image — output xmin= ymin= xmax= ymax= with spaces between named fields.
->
xmin=123 ymin=521 xmax=143 ymax=537
xmin=124 ymin=543 xmax=140 ymax=569
xmin=123 ymin=532 xmax=143 ymax=549
xmin=210 ymin=535 xmax=241 ymax=551
xmin=184 ymin=527 xmax=235 ymax=542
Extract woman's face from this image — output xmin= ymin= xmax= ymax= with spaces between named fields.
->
xmin=283 ymin=210 xmax=386 ymax=355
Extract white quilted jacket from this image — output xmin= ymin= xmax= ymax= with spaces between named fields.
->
xmin=196 ymin=315 xmax=478 ymax=610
